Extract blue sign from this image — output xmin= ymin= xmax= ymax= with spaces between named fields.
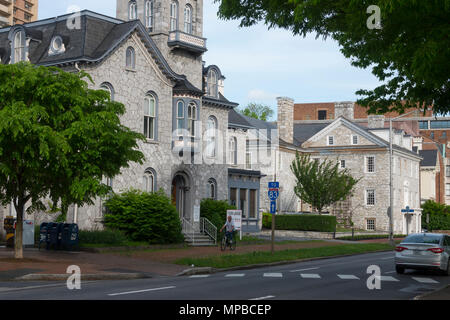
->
xmin=401 ymin=206 xmax=414 ymax=213
xmin=270 ymin=200 xmax=277 ymax=214
xmin=268 ymin=182 xmax=279 ymax=200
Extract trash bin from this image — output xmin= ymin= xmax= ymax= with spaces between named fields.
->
xmin=39 ymin=222 xmax=48 ymax=250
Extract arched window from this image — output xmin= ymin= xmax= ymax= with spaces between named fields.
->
xmin=144 ymin=93 xmax=157 ymax=140
xmin=187 ymin=102 xmax=197 ymax=137
xmin=207 ymin=178 xmax=217 ymax=200
xmin=13 ymin=30 xmax=26 ymax=63
xmin=170 ymin=1 xmax=178 ymax=31
xmin=206 ymin=116 xmax=217 ymax=158
xmin=207 ymin=69 xmax=218 ymax=98
xmin=184 ymin=5 xmax=192 ymax=34
xmin=143 ymin=168 xmax=156 ymax=193
xmin=126 ymin=46 xmax=135 ymax=69
xmin=100 ymin=82 xmax=115 ymax=101
xmin=229 ymin=137 xmax=237 ymax=165
xmin=176 ymin=100 xmax=185 ymax=136
xmin=145 ymin=0 xmax=154 ymax=31
xmin=128 ymin=1 xmax=138 ymax=20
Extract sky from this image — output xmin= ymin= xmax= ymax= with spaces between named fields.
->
xmin=37 ymin=0 xmax=381 ymax=120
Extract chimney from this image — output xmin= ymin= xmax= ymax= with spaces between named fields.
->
xmin=367 ymin=115 xmax=386 ymax=128
xmin=277 ymin=97 xmax=294 ymax=144
xmin=335 ymin=102 xmax=354 ymax=120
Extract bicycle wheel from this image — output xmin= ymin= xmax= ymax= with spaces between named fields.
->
xmin=220 ymin=236 xmax=227 ymax=251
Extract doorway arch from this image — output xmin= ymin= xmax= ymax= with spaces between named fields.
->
xmin=171 ymin=171 xmax=191 ymax=221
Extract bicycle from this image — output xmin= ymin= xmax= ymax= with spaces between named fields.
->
xmin=220 ymin=231 xmax=236 ymax=251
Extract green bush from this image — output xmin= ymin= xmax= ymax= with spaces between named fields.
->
xmin=104 ymin=189 xmax=184 ymax=244
xmin=200 ymin=199 xmax=236 ymax=232
xmin=262 ymin=212 xmax=272 ymax=229
xmin=337 ymin=234 xmax=406 ymax=241
xmin=421 ymin=200 xmax=450 ymax=230
xmin=78 ymin=229 xmax=129 ymax=246
xmin=263 ymin=214 xmax=337 ymax=232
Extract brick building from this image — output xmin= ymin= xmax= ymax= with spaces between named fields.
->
xmin=0 ymin=0 xmax=38 ymax=27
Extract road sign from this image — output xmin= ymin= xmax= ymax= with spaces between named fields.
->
xmin=268 ymin=182 xmax=279 ymax=200
xmin=270 ymin=201 xmax=276 ymax=214
xmin=401 ymin=206 xmax=414 ymax=214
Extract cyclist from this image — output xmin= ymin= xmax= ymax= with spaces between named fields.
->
xmin=220 ymin=215 xmax=235 ymax=245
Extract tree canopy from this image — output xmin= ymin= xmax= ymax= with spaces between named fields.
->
xmin=291 ymin=153 xmax=359 ymax=213
xmin=0 ymin=62 xmax=144 ymax=258
xmin=238 ymin=103 xmax=274 ymax=121
xmin=215 ymin=0 xmax=450 ymax=115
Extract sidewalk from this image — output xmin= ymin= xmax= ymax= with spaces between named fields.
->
xmin=416 ymin=285 xmax=450 ymax=300
xmin=0 ymin=247 xmax=187 ymax=281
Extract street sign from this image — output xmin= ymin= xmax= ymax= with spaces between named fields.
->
xmin=270 ymin=201 xmax=276 ymax=214
xmin=401 ymin=206 xmax=414 ymax=214
xmin=268 ymin=182 xmax=279 ymax=200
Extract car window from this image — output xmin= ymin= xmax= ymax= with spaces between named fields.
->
xmin=402 ymin=234 xmax=442 ymax=245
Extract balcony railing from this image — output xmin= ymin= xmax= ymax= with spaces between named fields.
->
xmin=168 ymin=30 xmax=207 ymax=55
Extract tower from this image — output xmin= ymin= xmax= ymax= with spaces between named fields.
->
xmin=116 ymin=0 xmax=206 ymax=89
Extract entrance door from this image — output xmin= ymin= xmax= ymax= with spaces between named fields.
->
xmin=172 ymin=175 xmax=186 ymax=220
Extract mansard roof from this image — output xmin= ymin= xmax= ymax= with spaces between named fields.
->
xmin=419 ymin=149 xmax=438 ymax=167
xmin=0 ymin=10 xmax=197 ymax=87
xmin=203 ymin=92 xmax=239 ymax=109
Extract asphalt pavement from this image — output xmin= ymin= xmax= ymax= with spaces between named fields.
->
xmin=0 ymin=251 xmax=448 ymax=300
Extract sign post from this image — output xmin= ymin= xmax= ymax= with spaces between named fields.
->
xmin=227 ymin=210 xmax=242 ymax=241
xmin=268 ymin=182 xmax=279 ymax=255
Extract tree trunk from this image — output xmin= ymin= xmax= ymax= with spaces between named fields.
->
xmin=14 ymin=201 xmax=24 ymax=259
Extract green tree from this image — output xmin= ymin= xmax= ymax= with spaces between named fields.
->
xmin=215 ymin=0 xmax=450 ymax=115
xmin=239 ymin=103 xmax=274 ymax=121
xmin=290 ymin=153 xmax=359 ymax=214
xmin=0 ymin=62 xmax=145 ymax=259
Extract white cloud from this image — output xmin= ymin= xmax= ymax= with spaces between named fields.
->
xmin=247 ymin=89 xmax=279 ymax=102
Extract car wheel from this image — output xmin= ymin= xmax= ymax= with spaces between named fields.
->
xmin=396 ymin=265 xmax=405 ymax=274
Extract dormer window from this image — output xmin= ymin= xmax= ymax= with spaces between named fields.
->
xmin=12 ymin=30 xmax=27 ymax=63
xmin=128 ymin=1 xmax=137 ymax=20
xmin=184 ymin=5 xmax=192 ymax=34
xmin=207 ymin=69 xmax=218 ymax=98
xmin=48 ymin=36 xmax=65 ymax=56
xmin=170 ymin=1 xmax=178 ymax=31
xmin=145 ymin=0 xmax=154 ymax=31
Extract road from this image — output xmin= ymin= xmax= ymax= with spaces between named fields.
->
xmin=0 ymin=251 xmax=448 ymax=300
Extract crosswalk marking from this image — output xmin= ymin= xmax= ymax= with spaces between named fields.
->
xmin=290 ymin=267 xmax=320 ymax=273
xmin=375 ymin=276 xmax=399 ymax=282
xmin=337 ymin=274 xmax=360 ymax=280
xmin=250 ymin=295 xmax=275 ymax=300
xmin=225 ymin=274 xmax=245 ymax=277
xmin=412 ymin=277 xmax=439 ymax=284
xmin=264 ymin=273 xmax=283 ymax=278
xmin=189 ymin=275 xmax=210 ymax=278
xmin=300 ymin=273 xmax=321 ymax=279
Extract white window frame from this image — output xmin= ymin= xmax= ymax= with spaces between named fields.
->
xmin=143 ymin=169 xmax=156 ymax=193
xmin=365 ymin=189 xmax=376 ymax=206
xmin=206 ymin=116 xmax=217 ymax=158
xmin=327 ymin=135 xmax=334 ymax=146
xmin=340 ymin=159 xmax=346 ymax=169
xmin=207 ymin=178 xmax=217 ymax=199
xmin=366 ymin=218 xmax=376 ymax=231
xmin=125 ymin=46 xmax=136 ymax=69
xmin=245 ymin=139 xmax=252 ymax=169
xmin=229 ymin=137 xmax=237 ymax=165
xmin=145 ymin=0 xmax=154 ymax=31
xmin=128 ymin=1 xmax=137 ymax=20
xmin=365 ymin=155 xmax=376 ymax=173
xmin=207 ymin=69 xmax=218 ymax=98
xmin=351 ymin=134 xmax=358 ymax=145
xmin=187 ymin=102 xmax=197 ymax=137
xmin=13 ymin=30 xmax=26 ymax=63
xmin=170 ymin=1 xmax=178 ymax=31
xmin=176 ymin=100 xmax=184 ymax=136
xmin=184 ymin=4 xmax=193 ymax=34
xmin=144 ymin=93 xmax=156 ymax=140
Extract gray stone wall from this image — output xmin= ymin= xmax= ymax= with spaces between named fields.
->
xmin=277 ymin=97 xmax=294 ymax=144
xmin=335 ymin=102 xmax=354 ymax=120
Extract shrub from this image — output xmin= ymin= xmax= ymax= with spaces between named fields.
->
xmin=262 ymin=212 xmax=272 ymax=229
xmin=421 ymin=200 xmax=450 ymax=230
xmin=271 ymin=214 xmax=337 ymax=232
xmin=200 ymin=199 xmax=236 ymax=232
xmin=104 ymin=189 xmax=184 ymax=244
xmin=78 ymin=229 xmax=129 ymax=246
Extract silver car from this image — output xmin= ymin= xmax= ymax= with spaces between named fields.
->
xmin=395 ymin=233 xmax=450 ymax=275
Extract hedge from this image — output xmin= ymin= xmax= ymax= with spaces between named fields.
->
xmin=422 ymin=214 xmax=450 ymax=231
xmin=263 ymin=213 xmax=336 ymax=232
xmin=104 ymin=189 xmax=184 ymax=244
xmin=201 ymin=199 xmax=236 ymax=232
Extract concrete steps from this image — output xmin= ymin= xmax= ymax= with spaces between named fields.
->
xmin=183 ymin=232 xmax=216 ymax=246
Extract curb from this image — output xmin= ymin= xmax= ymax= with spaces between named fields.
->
xmin=414 ymin=284 xmax=450 ymax=300
xmin=177 ymin=249 xmax=393 ymax=276
xmin=14 ymin=273 xmax=152 ymax=281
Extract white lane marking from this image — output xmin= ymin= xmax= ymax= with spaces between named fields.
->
xmin=290 ymin=267 xmax=320 ymax=273
xmin=412 ymin=277 xmax=439 ymax=284
xmin=108 ymin=286 xmax=176 ymax=296
xmin=300 ymin=273 xmax=321 ymax=279
xmin=337 ymin=274 xmax=360 ymax=280
xmin=381 ymin=256 xmax=394 ymax=260
xmin=189 ymin=275 xmax=210 ymax=278
xmin=264 ymin=273 xmax=283 ymax=278
xmin=375 ymin=276 xmax=399 ymax=282
xmin=250 ymin=295 xmax=275 ymax=301
xmin=385 ymin=271 xmax=396 ymax=274
xmin=225 ymin=274 xmax=245 ymax=277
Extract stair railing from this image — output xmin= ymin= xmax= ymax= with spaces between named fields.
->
xmin=182 ymin=217 xmax=195 ymax=245
xmin=200 ymin=217 xmax=217 ymax=245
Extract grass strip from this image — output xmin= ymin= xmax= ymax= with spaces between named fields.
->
xmin=175 ymin=243 xmax=393 ymax=269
